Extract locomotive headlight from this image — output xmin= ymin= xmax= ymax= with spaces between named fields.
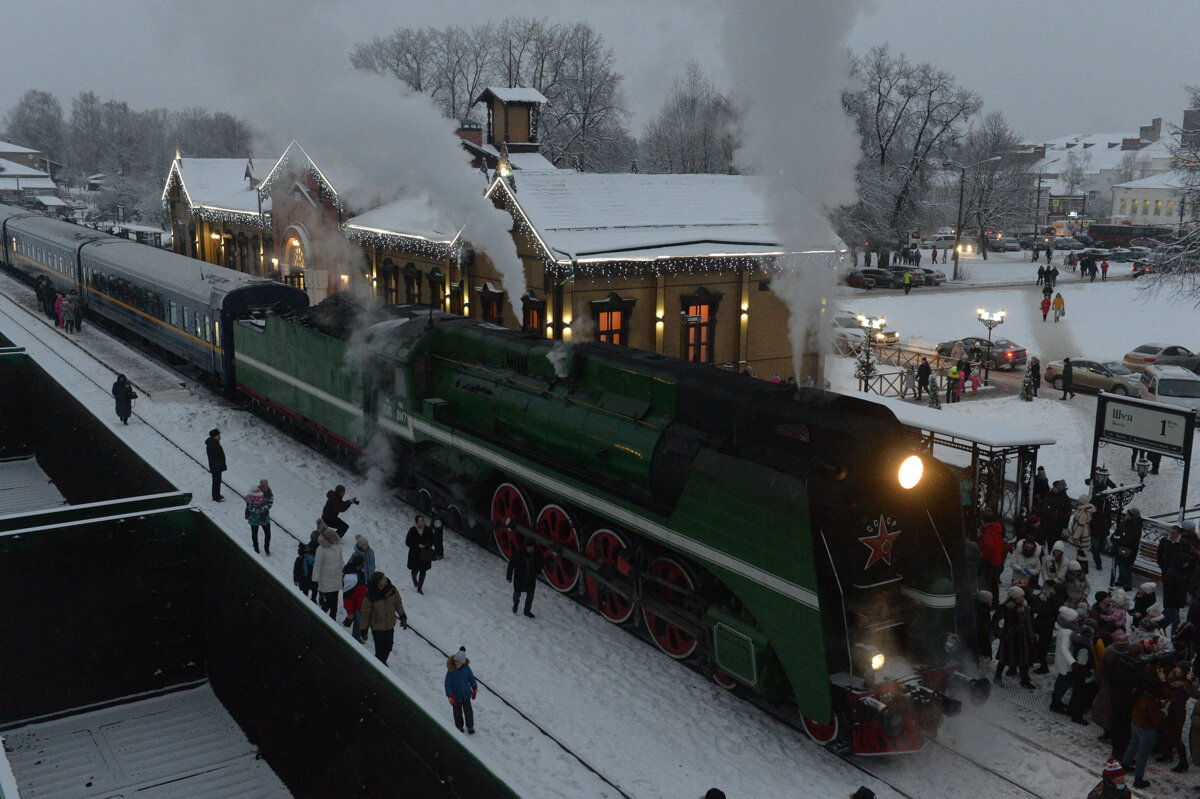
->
xmin=871 ymin=652 xmax=886 ymax=671
xmin=897 ymin=455 xmax=923 ymax=489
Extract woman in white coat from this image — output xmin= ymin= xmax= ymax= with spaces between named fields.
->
xmin=312 ymin=530 xmax=344 ymax=619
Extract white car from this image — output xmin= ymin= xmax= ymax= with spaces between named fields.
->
xmin=1139 ymin=365 xmax=1200 ymax=414
xmin=831 ymin=317 xmax=899 ymax=356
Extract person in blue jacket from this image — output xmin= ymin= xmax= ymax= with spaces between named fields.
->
xmin=445 ymin=647 xmax=478 ymax=734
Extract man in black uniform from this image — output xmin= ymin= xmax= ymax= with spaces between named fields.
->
xmin=506 ymin=539 xmax=545 ymax=618
xmin=205 ymin=428 xmax=226 ymax=501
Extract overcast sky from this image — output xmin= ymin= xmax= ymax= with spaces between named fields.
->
xmin=2 ymin=1 xmax=1198 ymax=144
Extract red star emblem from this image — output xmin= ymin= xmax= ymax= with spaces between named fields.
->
xmin=859 ymin=515 xmax=901 ymax=569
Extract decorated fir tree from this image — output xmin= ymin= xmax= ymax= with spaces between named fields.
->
xmin=854 ymin=345 xmax=876 ymax=391
xmin=926 ymin=376 xmax=942 ymax=409
xmin=1018 ymin=364 xmax=1035 ymax=401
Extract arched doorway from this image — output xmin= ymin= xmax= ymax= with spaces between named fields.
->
xmin=282 ymin=224 xmax=311 ymax=290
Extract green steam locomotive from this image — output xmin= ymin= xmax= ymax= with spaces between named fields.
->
xmin=233 ymin=298 xmax=984 ymax=755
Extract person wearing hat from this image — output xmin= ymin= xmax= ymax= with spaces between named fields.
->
xmin=1050 ymin=606 xmax=1080 ymax=714
xmin=1157 ymin=526 xmax=1192 ymax=634
xmin=1091 ymin=628 xmax=1128 ymax=741
xmin=359 ymin=572 xmax=407 ymax=665
xmin=1036 ymin=480 xmax=1072 ymax=548
xmin=1123 ymin=677 xmax=1166 ymax=789
xmin=444 ymin=647 xmax=478 ymax=734
xmin=244 ymin=483 xmax=273 ymax=555
xmin=1134 ymin=605 xmax=1171 ymax=654
xmin=972 ymin=590 xmax=995 ymax=670
xmin=507 ymin=538 xmax=546 ymax=618
xmin=1068 ymin=494 xmax=1095 ymax=575
xmin=1109 ymin=509 xmax=1142 ymax=591
xmin=205 ymin=428 xmax=226 ymax=502
xmin=312 ymin=528 xmax=344 ymax=620
xmin=1033 ymin=466 xmax=1050 ymax=508
xmin=1042 ymin=540 xmax=1070 ymax=585
xmin=978 ymin=521 xmax=1008 ymax=600
xmin=1065 ymin=560 xmax=1090 ymax=609
xmin=1086 ymin=757 xmax=1128 ymax=797
xmin=1130 ymin=582 xmax=1158 ymax=628
xmin=994 ymin=585 xmax=1037 ymax=688
xmin=354 ymin=534 xmax=376 ymax=584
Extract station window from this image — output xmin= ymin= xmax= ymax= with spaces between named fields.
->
xmin=1155 ymin=199 xmax=1163 ymax=216
xmin=1143 ymin=199 xmax=1151 ymax=215
xmin=591 ymin=292 xmax=636 ymax=346
xmin=427 ymin=267 xmax=445 ymax=310
xmin=522 ymin=291 xmax=546 ymax=334
xmin=1167 ymin=200 xmax=1175 ymax=216
xmin=449 ymin=282 xmax=464 ymax=315
xmin=680 ymin=287 xmax=722 ymax=364
xmin=475 ymin=283 xmax=504 ymax=325
xmin=403 ymin=263 xmax=422 ymax=304
xmin=1119 ymin=198 xmax=1127 ymax=214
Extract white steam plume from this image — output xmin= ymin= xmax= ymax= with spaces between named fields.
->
xmin=146 ymin=0 xmax=524 ymax=308
xmin=720 ymin=1 xmax=869 ymax=380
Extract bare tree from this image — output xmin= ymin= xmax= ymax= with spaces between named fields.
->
xmin=1115 ymin=150 xmax=1150 ymax=183
xmin=1059 ymin=150 xmax=1091 ymax=195
xmin=640 ymin=62 xmax=738 ymax=174
xmin=1139 ymin=85 xmax=1200 ymax=300
xmin=3 ymin=89 xmax=64 ymax=165
xmin=838 ymin=45 xmax=981 ymax=252
xmin=951 ymin=112 xmax=1033 ymax=259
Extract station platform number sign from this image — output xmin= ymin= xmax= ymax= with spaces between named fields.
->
xmin=1098 ymin=393 xmax=1193 ymax=457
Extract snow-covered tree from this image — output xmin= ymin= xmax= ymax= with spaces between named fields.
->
xmin=2 ymin=89 xmax=63 ymax=165
xmin=639 ymin=62 xmax=738 ymax=174
xmin=1115 ymin=150 xmax=1150 ymax=183
xmin=1060 ymin=150 xmax=1092 ymax=196
xmin=926 ymin=376 xmax=942 ymax=409
xmin=854 ymin=345 xmax=876 ymax=391
xmin=1018 ymin=364 xmax=1035 ymax=401
xmin=948 ymin=112 xmax=1034 ymax=260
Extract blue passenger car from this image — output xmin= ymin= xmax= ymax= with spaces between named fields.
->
xmin=0 ymin=204 xmax=308 ymax=387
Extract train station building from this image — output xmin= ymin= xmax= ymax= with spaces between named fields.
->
xmin=160 ymin=88 xmax=815 ymax=378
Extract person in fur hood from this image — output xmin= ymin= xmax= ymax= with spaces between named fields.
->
xmin=445 ymin=647 xmax=478 ymax=734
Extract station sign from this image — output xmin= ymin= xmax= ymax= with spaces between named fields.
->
xmin=1098 ymin=394 xmax=1192 ymax=456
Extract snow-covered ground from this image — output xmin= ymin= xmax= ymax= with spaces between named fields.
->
xmin=1 ymin=270 xmax=1181 ymax=798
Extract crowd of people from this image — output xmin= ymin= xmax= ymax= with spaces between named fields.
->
xmin=973 ymin=464 xmax=1200 ymax=793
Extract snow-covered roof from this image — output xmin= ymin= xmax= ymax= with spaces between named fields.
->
xmin=0 ymin=139 xmax=39 ymax=154
xmin=841 ymin=390 xmax=1057 ymax=448
xmin=258 ymin=140 xmax=345 ymax=212
xmin=490 ymin=172 xmax=791 ymax=263
xmin=0 ymin=157 xmax=49 ymax=178
xmin=1113 ymin=169 xmax=1190 ymax=191
xmin=0 ymin=177 xmax=56 ymax=190
xmin=1032 ymin=134 xmax=1172 ymax=175
xmin=475 ymin=87 xmax=548 ymax=105
xmin=33 ymin=195 xmax=66 ymax=207
xmin=162 ymin=156 xmax=269 ymax=216
xmin=0 ymin=455 xmax=66 ymax=514
xmin=344 ymin=192 xmax=461 ymax=246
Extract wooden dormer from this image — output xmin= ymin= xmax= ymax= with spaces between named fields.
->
xmin=473 ymin=87 xmax=548 ymax=153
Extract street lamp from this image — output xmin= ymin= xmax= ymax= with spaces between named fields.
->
xmin=1033 ymin=157 xmax=1061 ymax=236
xmin=976 ymin=308 xmax=1006 ymax=386
xmin=950 ymin=156 xmax=1002 ymax=281
xmin=855 ymin=314 xmax=886 ymax=392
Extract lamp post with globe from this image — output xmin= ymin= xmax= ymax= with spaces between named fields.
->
xmin=976 ymin=308 xmax=1006 ymax=387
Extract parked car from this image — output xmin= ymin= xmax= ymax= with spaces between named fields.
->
xmin=1152 ymin=353 xmax=1200 ymax=374
xmin=1042 ymin=359 xmax=1140 ymax=395
xmin=857 ymin=268 xmax=903 ymax=289
xmin=1053 ymin=237 xmax=1084 ymax=251
xmin=1073 ymin=235 xmax=1099 ymax=248
xmin=1123 ymin=342 xmax=1195 ymax=372
xmin=830 ymin=316 xmax=899 ymax=355
xmin=843 ymin=270 xmax=877 ymax=289
xmin=935 ymin=336 xmax=1027 ymax=369
xmin=922 ymin=234 xmax=958 ymax=250
xmin=991 ymin=238 xmax=1021 ymax=252
xmin=1107 ymin=248 xmax=1134 ymax=262
xmin=919 ymin=267 xmax=946 ymax=285
xmin=1079 ymin=247 xmax=1111 ymax=259
xmin=1139 ymin=365 xmax=1200 ymax=413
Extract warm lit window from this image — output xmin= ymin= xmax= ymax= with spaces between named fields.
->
xmin=521 ymin=291 xmax=546 ymax=333
xmin=680 ymin=287 xmax=722 ymax=364
xmin=591 ymin=292 xmax=635 ymax=345
xmin=1119 ymin=199 xmax=1127 ymax=214
xmin=1155 ymin=199 xmax=1162 ymax=216
xmin=1167 ymin=200 xmax=1175 ymax=216
xmin=475 ymin=282 xmax=504 ymax=324
xmin=1143 ymin=199 xmax=1151 ymax=215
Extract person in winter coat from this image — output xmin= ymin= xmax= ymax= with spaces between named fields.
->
xmin=1043 ymin=540 xmax=1070 ymax=585
xmin=902 ymin=365 xmax=916 ymax=398
xmin=1037 ymin=481 xmax=1073 ymax=547
xmin=1122 ymin=679 xmax=1166 ymax=789
xmin=945 ymin=363 xmax=960 ymax=403
xmin=978 ymin=521 xmax=1007 ymax=599
xmin=1091 ymin=628 xmax=1128 ymax=739
xmin=1086 ymin=758 xmax=1129 ymax=798
xmin=111 ymin=374 xmax=136 ymax=424
xmin=1156 ymin=526 xmax=1193 ymax=632
xmin=205 ymin=429 xmax=226 ymax=502
xmin=972 ymin=590 xmax=995 ymax=667
xmin=1159 ymin=660 xmax=1191 ymax=773
xmin=321 ymin=484 xmax=358 ymax=537
xmin=1033 ymin=466 xmax=1050 ymax=507
xmin=445 ymin=647 xmax=478 ymax=734
xmin=1183 ymin=669 xmax=1200 ymax=776
xmin=1040 ymin=295 xmax=1052 ymax=321
xmin=916 ymin=358 xmax=931 ymax=399
xmin=1130 ymin=582 xmax=1157 ymax=629
xmin=1133 ymin=608 xmax=1172 ymax=654
xmin=1065 ymin=561 xmax=1091 ymax=609
xmin=993 ymin=586 xmax=1037 ymax=687
xmin=507 ymin=538 xmax=545 ymax=618
xmin=1050 ymin=607 xmax=1081 ymax=713
xmin=342 ymin=552 xmax=368 ymax=643
xmin=1012 ymin=539 xmax=1044 ymax=586
xmin=1031 ymin=581 xmax=1066 ymax=673
xmin=359 ymin=572 xmax=407 ymax=664
xmin=244 ymin=485 xmax=273 ymax=554
xmin=54 ymin=292 xmax=65 ymax=327
xmin=430 ymin=504 xmax=449 ymax=560
xmin=1029 ymin=357 xmax=1042 ymax=397
xmin=1037 ymin=264 xmax=1046 ymax=286
xmin=1108 ymin=642 xmax=1145 ymax=759
xmin=1104 ymin=506 xmax=1142 ymax=587
xmin=1052 ymin=292 xmax=1066 ymax=322
xmin=1060 ymin=357 xmax=1076 ymax=399
xmin=62 ymin=290 xmax=78 ymax=333
xmin=405 ymin=515 xmax=434 ymax=593
xmin=293 ymin=541 xmax=316 ymax=601
xmin=1069 ymin=495 xmax=1095 ymax=571
xmin=354 ymin=534 xmax=376 ymax=583
xmin=311 ymin=529 xmax=343 ymax=619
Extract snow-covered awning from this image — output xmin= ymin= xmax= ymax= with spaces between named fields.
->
xmin=474 ymin=87 xmax=548 ymax=105
xmin=840 ymin=390 xmax=1057 ymax=448
xmin=0 ymin=177 xmax=56 ymax=191
xmin=32 ymin=195 xmax=66 ymax=207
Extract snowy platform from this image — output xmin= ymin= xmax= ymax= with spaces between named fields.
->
xmin=0 ymin=457 xmax=65 ymax=515
xmin=1 ymin=684 xmax=291 ymax=799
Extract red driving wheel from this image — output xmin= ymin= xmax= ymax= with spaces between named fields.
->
xmin=490 ymin=482 xmax=530 ymax=560
xmin=640 ymin=555 xmax=699 ymax=659
xmin=535 ymin=504 xmax=581 ymax=593
xmin=583 ymin=529 xmax=635 ymax=623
